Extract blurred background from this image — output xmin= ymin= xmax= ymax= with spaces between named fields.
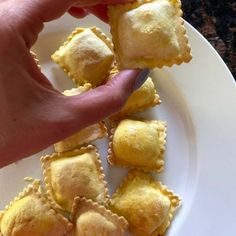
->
xmin=182 ymin=0 xmax=236 ymax=79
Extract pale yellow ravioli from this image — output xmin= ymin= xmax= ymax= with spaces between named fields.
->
xmin=108 ymin=0 xmax=192 ymax=69
xmin=41 ymin=146 xmax=109 ymax=212
xmin=54 ymin=123 xmax=107 ymax=153
xmin=109 ymin=74 xmax=161 ymax=119
xmin=0 ymin=181 xmax=72 ymax=236
xmin=109 ymin=171 xmax=181 ymax=235
xmin=54 ymin=84 xmax=108 ymax=153
xmin=52 ymin=27 xmax=114 ymax=87
xmin=70 ymin=197 xmax=128 ymax=236
xmin=108 ymin=119 xmax=166 ymax=171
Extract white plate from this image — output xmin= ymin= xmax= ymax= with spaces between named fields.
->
xmin=1 ymin=14 xmax=236 ymax=236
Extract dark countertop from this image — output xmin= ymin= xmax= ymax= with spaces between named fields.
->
xmin=182 ymin=0 xmax=236 ymax=79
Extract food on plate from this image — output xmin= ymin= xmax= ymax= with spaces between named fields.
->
xmin=70 ymin=197 xmax=128 ymax=236
xmin=108 ymin=118 xmax=166 ymax=171
xmin=52 ymin=27 xmax=114 ymax=87
xmin=0 ymin=181 xmax=72 ymax=236
xmin=108 ymin=0 xmax=192 ymax=69
xmin=41 ymin=145 xmax=109 ymax=212
xmin=109 ymin=170 xmax=181 ymax=236
xmin=113 ymin=77 xmax=161 ymax=118
xmin=54 ymin=122 xmax=107 ymax=153
xmin=108 ymin=66 xmax=161 ymax=119
xmin=54 ymin=84 xmax=107 ymax=153
xmin=0 ymin=0 xmax=192 ymax=234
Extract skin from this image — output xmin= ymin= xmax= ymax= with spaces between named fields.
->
xmin=0 ymin=0 xmax=142 ymax=168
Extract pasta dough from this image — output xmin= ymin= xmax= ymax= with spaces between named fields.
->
xmin=109 ymin=171 xmax=181 ymax=235
xmin=109 ymin=75 xmax=161 ymax=119
xmin=108 ymin=119 xmax=166 ymax=171
xmin=71 ymin=197 xmax=128 ymax=236
xmin=41 ymin=146 xmax=109 ymax=212
xmin=0 ymin=181 xmax=72 ymax=236
xmin=108 ymin=0 xmax=192 ymax=68
xmin=52 ymin=27 xmax=114 ymax=87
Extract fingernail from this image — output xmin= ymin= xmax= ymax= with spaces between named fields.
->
xmin=133 ymin=69 xmax=150 ymax=91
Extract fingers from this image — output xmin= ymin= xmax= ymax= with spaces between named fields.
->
xmin=1 ymin=0 xmax=73 ymax=47
xmin=73 ymin=0 xmax=133 ymax=7
xmin=5 ymin=0 xmax=133 ymax=47
xmin=0 ymin=68 xmax=149 ymax=167
xmin=86 ymin=5 xmax=109 ymax=22
xmin=68 ymin=7 xmax=90 ymax=19
xmin=69 ymin=5 xmax=109 ymax=22
xmin=62 ymin=69 xmax=150 ymax=132
xmin=70 ymin=0 xmax=134 ymax=22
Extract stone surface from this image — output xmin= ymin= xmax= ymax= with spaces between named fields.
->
xmin=182 ymin=0 xmax=236 ymax=79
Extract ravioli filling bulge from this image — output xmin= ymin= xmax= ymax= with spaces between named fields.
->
xmin=118 ymin=0 xmax=179 ymax=59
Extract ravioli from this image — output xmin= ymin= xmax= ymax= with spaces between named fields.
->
xmin=41 ymin=146 xmax=109 ymax=212
xmin=71 ymin=197 xmax=128 ymax=236
xmin=0 ymin=181 xmax=72 ymax=236
xmin=109 ymin=170 xmax=181 ymax=235
xmin=108 ymin=119 xmax=166 ymax=171
xmin=108 ymin=71 xmax=161 ymax=119
xmin=52 ymin=27 xmax=114 ymax=87
xmin=54 ymin=84 xmax=107 ymax=153
xmin=108 ymin=0 xmax=192 ymax=69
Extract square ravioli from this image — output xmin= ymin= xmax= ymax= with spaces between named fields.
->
xmin=108 ymin=118 xmax=166 ymax=172
xmin=109 ymin=171 xmax=181 ymax=235
xmin=0 ymin=181 xmax=72 ymax=236
xmin=70 ymin=197 xmax=128 ymax=236
xmin=52 ymin=27 xmax=114 ymax=87
xmin=108 ymin=68 xmax=161 ymax=119
xmin=41 ymin=145 xmax=109 ymax=213
xmin=54 ymin=84 xmax=107 ymax=153
xmin=108 ymin=0 xmax=192 ymax=69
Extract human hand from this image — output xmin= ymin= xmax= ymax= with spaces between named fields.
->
xmin=68 ymin=0 xmax=133 ymax=22
xmin=69 ymin=0 xmax=132 ymax=22
xmin=0 ymin=0 xmax=149 ymax=167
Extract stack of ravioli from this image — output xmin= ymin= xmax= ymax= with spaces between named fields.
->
xmin=0 ymin=0 xmax=192 ymax=235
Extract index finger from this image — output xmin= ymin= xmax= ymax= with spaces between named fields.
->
xmin=73 ymin=0 xmax=133 ymax=7
xmin=70 ymin=0 xmax=134 ymax=22
xmin=68 ymin=5 xmax=109 ymax=22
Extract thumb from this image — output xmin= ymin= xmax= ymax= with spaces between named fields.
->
xmin=58 ymin=69 xmax=150 ymax=135
xmin=0 ymin=69 xmax=148 ymax=166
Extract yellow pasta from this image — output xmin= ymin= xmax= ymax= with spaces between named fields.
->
xmin=109 ymin=170 xmax=181 ymax=235
xmin=41 ymin=146 xmax=109 ymax=213
xmin=108 ymin=0 xmax=192 ymax=69
xmin=52 ymin=27 xmax=114 ymax=87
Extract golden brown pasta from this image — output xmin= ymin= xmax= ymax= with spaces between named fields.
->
xmin=0 ymin=181 xmax=72 ymax=236
xmin=109 ymin=72 xmax=161 ymax=119
xmin=109 ymin=170 xmax=181 ymax=235
xmin=108 ymin=118 xmax=166 ymax=172
xmin=71 ymin=197 xmax=128 ymax=236
xmin=41 ymin=146 xmax=109 ymax=213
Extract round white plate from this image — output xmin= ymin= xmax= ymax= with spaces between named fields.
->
xmin=1 ymin=14 xmax=236 ymax=236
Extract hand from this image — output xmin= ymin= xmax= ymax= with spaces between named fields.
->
xmin=0 ymin=0 xmax=149 ymax=168
xmin=69 ymin=0 xmax=132 ymax=22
